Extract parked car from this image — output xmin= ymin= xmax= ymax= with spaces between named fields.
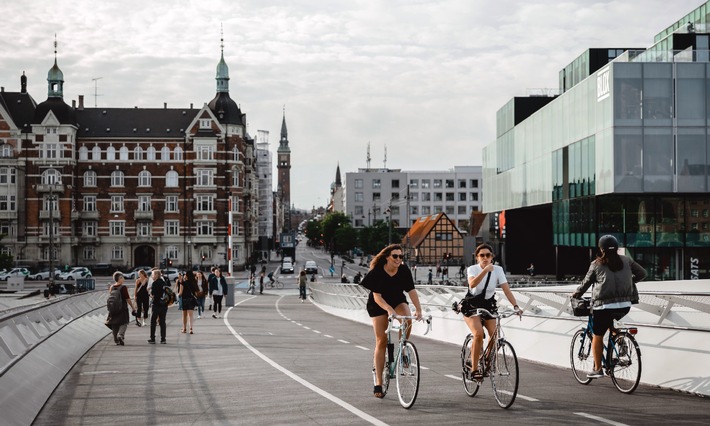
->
xmin=0 ymin=267 xmax=31 ymax=280
xmin=58 ymin=267 xmax=93 ymax=280
xmin=281 ymin=261 xmax=294 ymax=274
xmin=89 ymin=263 xmax=115 ymax=276
xmin=123 ymin=266 xmax=153 ymax=280
xmin=304 ymin=261 xmax=318 ymax=274
xmin=162 ymin=268 xmax=181 ymax=283
xmin=29 ymin=268 xmax=62 ymax=280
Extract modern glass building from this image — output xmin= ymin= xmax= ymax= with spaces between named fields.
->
xmin=483 ymin=2 xmax=710 ymax=280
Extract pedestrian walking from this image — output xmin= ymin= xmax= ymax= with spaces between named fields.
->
xmin=105 ymin=271 xmax=136 ymax=346
xmin=180 ymin=270 xmax=198 ymax=334
xmin=298 ymin=270 xmax=307 ymax=302
xmin=133 ymin=269 xmax=150 ymax=327
xmin=209 ymin=268 xmax=228 ymax=318
xmin=148 ymin=268 xmax=168 ymax=344
xmin=194 ymin=270 xmax=208 ymax=319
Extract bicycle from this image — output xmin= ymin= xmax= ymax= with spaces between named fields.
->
xmin=570 ymin=297 xmax=642 ymax=394
xmin=266 ymin=278 xmax=284 ymax=289
xmin=373 ymin=314 xmax=433 ymax=409
xmin=459 ymin=307 xmax=520 ymax=409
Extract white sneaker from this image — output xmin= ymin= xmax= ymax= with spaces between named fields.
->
xmin=587 ymin=370 xmax=604 ymax=379
xmin=197 ymin=315 xmax=201 ymax=319
xmin=212 ymin=314 xmax=217 ymax=319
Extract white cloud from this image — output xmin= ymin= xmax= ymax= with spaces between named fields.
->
xmin=0 ymin=0 xmax=704 ymax=208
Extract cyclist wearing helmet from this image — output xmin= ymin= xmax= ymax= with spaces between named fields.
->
xmin=572 ymin=235 xmax=647 ymax=379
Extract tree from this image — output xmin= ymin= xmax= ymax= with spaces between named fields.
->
xmin=334 ymin=226 xmax=358 ymax=253
xmin=305 ymin=219 xmax=322 ymax=245
xmin=321 ymin=212 xmax=350 ymax=252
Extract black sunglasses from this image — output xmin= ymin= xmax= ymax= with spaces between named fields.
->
xmin=478 ymin=252 xmax=493 ymax=258
xmin=390 ymin=254 xmax=403 ymax=259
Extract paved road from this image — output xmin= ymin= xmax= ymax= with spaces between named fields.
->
xmin=33 ymin=285 xmax=709 ymax=425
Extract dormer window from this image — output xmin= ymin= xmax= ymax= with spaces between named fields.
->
xmin=200 ymin=119 xmax=211 ymax=129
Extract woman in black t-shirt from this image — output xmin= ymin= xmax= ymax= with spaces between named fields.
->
xmin=360 ymin=244 xmax=423 ymax=399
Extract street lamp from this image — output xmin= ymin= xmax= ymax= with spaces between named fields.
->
xmin=48 ymin=182 xmax=59 ymax=291
xmin=386 ymin=207 xmax=391 ymax=245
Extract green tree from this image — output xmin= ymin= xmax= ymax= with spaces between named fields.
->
xmin=334 ymin=226 xmax=358 ymax=253
xmin=305 ymin=219 xmax=322 ymax=245
xmin=321 ymin=212 xmax=350 ymax=252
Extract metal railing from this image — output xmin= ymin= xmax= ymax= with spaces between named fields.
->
xmin=0 ymin=291 xmax=106 ymax=376
xmin=309 ymin=282 xmax=710 ymax=332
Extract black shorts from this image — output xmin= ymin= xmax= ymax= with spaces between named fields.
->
xmin=366 ymin=293 xmax=406 ymax=318
xmin=591 ymin=307 xmax=630 ymax=336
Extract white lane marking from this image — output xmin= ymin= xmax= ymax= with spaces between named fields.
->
xmin=499 ymin=390 xmax=538 ymax=402
xmin=225 ymin=301 xmax=387 ymax=426
xmin=324 ymin=335 xmax=333 ymax=338
xmin=313 ymin=330 xmax=321 ymax=334
xmin=420 ymin=366 xmax=429 ymax=370
xmin=446 ymin=374 xmax=462 ymax=381
xmin=338 ymin=339 xmax=350 ymax=344
xmin=80 ymin=370 xmax=121 ymax=375
xmin=303 ymin=326 xmax=311 ymax=330
xmin=356 ymin=345 xmax=370 ymax=351
xmin=575 ymin=412 xmax=628 ymax=425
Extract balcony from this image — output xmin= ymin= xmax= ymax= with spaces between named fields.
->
xmin=80 ymin=211 xmax=100 ymax=220
xmin=134 ymin=235 xmax=159 ymax=244
xmin=36 ymin=184 xmax=65 ymax=193
xmin=134 ymin=209 xmax=154 ymax=220
xmin=39 ymin=209 xmax=60 ymax=220
xmin=79 ymin=235 xmax=101 ymax=245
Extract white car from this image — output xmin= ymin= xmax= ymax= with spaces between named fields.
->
xmin=304 ymin=261 xmax=318 ymax=274
xmin=58 ymin=267 xmax=93 ymax=280
xmin=29 ymin=268 xmax=62 ymax=280
xmin=0 ymin=267 xmax=31 ymax=280
xmin=123 ymin=266 xmax=153 ymax=280
xmin=281 ymin=261 xmax=294 ymax=274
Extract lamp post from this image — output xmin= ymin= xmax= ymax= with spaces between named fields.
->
xmin=48 ymin=184 xmax=58 ymax=291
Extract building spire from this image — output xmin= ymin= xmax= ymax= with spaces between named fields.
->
xmin=47 ymin=34 xmax=64 ymax=98
xmin=215 ymin=25 xmax=229 ymax=93
xmin=335 ymin=163 xmax=342 ymax=187
xmin=278 ymin=106 xmax=290 ymax=153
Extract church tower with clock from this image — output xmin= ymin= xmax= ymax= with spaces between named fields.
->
xmin=277 ymin=110 xmax=291 ymax=230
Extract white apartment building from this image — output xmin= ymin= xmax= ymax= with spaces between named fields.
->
xmin=345 ymin=166 xmax=482 ymax=231
xmin=256 ymin=130 xmax=274 ymax=256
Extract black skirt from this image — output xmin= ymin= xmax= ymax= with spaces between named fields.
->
xmin=182 ymin=297 xmax=197 ymax=310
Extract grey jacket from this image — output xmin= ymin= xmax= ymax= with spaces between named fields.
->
xmin=573 ymin=255 xmax=647 ymax=307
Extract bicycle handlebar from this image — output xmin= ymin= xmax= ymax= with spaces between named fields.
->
xmin=387 ymin=314 xmax=433 ymax=335
xmin=470 ymin=307 xmax=521 ymax=319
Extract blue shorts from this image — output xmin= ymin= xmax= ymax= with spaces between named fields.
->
xmin=591 ymin=307 xmax=630 ymax=336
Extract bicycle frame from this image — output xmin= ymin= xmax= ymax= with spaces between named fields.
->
xmin=580 ymin=316 xmax=637 ymax=375
xmin=384 ymin=314 xmax=432 ymax=377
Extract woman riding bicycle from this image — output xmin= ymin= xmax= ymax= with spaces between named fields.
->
xmin=359 ymin=244 xmax=423 ymax=399
xmin=572 ymin=235 xmax=646 ymax=379
xmin=464 ymin=243 xmax=521 ymax=379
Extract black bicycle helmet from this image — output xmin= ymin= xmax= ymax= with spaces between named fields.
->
xmin=598 ymin=235 xmax=619 ymax=251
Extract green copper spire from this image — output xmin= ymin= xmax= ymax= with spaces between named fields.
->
xmin=47 ymin=35 xmax=64 ymax=98
xmin=216 ymin=25 xmax=229 ymax=93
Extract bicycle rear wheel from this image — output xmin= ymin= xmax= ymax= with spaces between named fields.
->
xmin=490 ymin=339 xmax=519 ymax=409
xmin=461 ymin=334 xmax=480 ymax=397
xmin=276 ymin=281 xmax=284 ymax=289
xmin=396 ymin=341 xmax=420 ymax=408
xmin=570 ymin=329 xmax=593 ymax=385
xmin=610 ymin=332 xmax=642 ymax=394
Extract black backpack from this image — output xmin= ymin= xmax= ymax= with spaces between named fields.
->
xmin=107 ymin=284 xmax=125 ymax=316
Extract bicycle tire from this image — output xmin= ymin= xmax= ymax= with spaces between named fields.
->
xmin=396 ymin=341 xmax=420 ymax=409
xmin=461 ymin=334 xmax=480 ymax=397
xmin=570 ymin=329 xmax=593 ymax=385
xmin=610 ymin=332 xmax=642 ymax=394
xmin=490 ymin=339 xmax=519 ymax=409
xmin=276 ymin=281 xmax=284 ymax=289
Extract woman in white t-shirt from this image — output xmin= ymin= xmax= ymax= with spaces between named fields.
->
xmin=464 ymin=243 xmax=521 ymax=380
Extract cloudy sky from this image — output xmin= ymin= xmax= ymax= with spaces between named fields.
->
xmin=0 ymin=0 xmax=703 ymax=209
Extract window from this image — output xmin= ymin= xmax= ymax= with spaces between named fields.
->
xmin=83 ymin=196 xmax=96 ymax=212
xmin=198 ymin=145 xmax=215 ymax=160
xmin=79 ymin=146 xmax=88 ymax=160
xmin=445 ymin=179 xmax=454 ymax=188
xmin=200 ymin=247 xmax=213 ymax=259
xmin=83 ymin=170 xmax=97 ymax=187
xmin=409 ymin=179 xmax=419 ymax=189
xmin=373 ymin=192 xmax=381 ymax=202
xmin=119 ymin=146 xmax=128 ymax=160
xmin=197 ymin=195 xmax=214 ymax=212
xmin=41 ymin=169 xmax=61 ymax=185
xmin=138 ymin=170 xmax=151 ymax=186
xmin=200 ymin=119 xmax=211 ymax=129
xmin=391 ymin=193 xmax=400 ymax=201
xmin=410 ymin=192 xmax=419 ymax=201
xmin=0 ymin=195 xmax=16 ymax=211
xmin=166 ymin=245 xmax=178 ymax=259
xmin=232 ymin=167 xmax=240 ymax=187
xmin=411 ymin=206 xmax=419 ymax=216
xmin=42 ymin=222 xmax=59 ymax=237
xmin=422 ymin=192 xmax=431 ymax=201
xmin=459 ymin=193 xmax=467 ymax=201
xmin=137 ymin=222 xmax=151 ymax=236
xmin=196 ymin=169 xmax=214 ymax=186
xmin=434 ymin=192 xmax=443 ymax=201
xmin=470 ymin=179 xmax=478 ymax=188
xmin=166 ymin=171 xmax=179 ymax=187
xmin=161 ymin=146 xmax=170 ymax=161
xmin=433 ymin=179 xmax=442 ymax=188
xmin=197 ymin=221 xmax=214 ymax=235
xmin=445 ymin=206 xmax=454 ymax=214
xmin=165 ymin=196 xmax=178 ymax=212
xmin=112 ymin=246 xmax=124 ymax=260
xmin=106 ymin=146 xmax=116 ymax=160
xmin=82 ymin=221 xmax=96 ymax=236
xmin=147 ymin=146 xmax=156 ymax=161
xmin=434 ymin=205 xmax=443 ymax=213
xmin=111 ymin=196 xmax=124 ymax=212
xmin=233 ymin=146 xmax=240 ymax=162
xmin=422 ymin=206 xmax=431 ymax=215
xmin=354 ymin=192 xmax=364 ymax=202
xmin=372 ymin=179 xmax=381 ymax=189
xmin=83 ymin=246 xmax=95 ymax=260
xmin=165 ymin=220 xmax=179 ymax=236
xmin=0 ymin=144 xmax=12 ymax=157
xmin=174 ymin=146 xmax=183 ymax=161
xmin=458 ymin=179 xmax=466 ymax=188
xmin=354 ymin=206 xmax=364 ymax=215
xmin=43 ymin=195 xmax=58 ymax=211
xmin=392 ymin=179 xmax=400 ymax=188
xmin=354 ymin=179 xmax=363 ymax=189
xmin=421 ymin=179 xmax=430 ymax=189
xmin=0 ymin=167 xmax=16 ymax=184
xmin=111 ymin=170 xmax=124 ymax=187
xmin=138 ymin=195 xmax=151 ymax=211
xmin=470 ymin=193 xmax=479 ymax=201
xmin=92 ymin=145 xmax=101 ymax=160
xmin=391 ymin=206 xmax=400 ymax=215
xmin=43 ymin=143 xmax=59 ymax=159
xmin=458 ymin=206 xmax=467 ymax=214
xmin=110 ymin=221 xmax=125 ymax=236
xmin=446 ymin=192 xmax=455 ymax=201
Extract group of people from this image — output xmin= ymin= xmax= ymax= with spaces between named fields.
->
xmin=105 ymin=266 xmax=229 ymax=345
xmin=360 ymin=236 xmax=645 ymax=397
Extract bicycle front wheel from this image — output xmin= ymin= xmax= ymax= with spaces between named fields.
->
xmin=610 ymin=332 xmax=642 ymax=394
xmin=570 ymin=329 xmax=593 ymax=385
xmin=396 ymin=341 xmax=420 ymax=409
xmin=461 ymin=334 xmax=480 ymax=397
xmin=490 ymin=339 xmax=519 ymax=409
xmin=276 ymin=281 xmax=284 ymax=289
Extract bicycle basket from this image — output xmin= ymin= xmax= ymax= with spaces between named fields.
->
xmin=571 ymin=297 xmax=591 ymax=317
